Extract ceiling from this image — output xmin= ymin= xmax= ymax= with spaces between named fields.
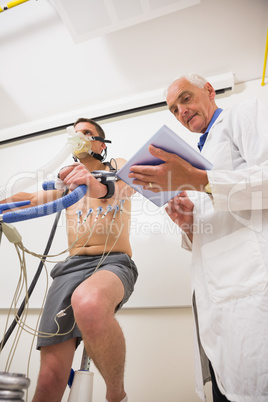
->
xmin=0 ymin=0 xmax=267 ymax=138
xmin=52 ymin=0 xmax=201 ymax=43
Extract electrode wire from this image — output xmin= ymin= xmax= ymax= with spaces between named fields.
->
xmin=4 ymin=244 xmax=29 ymax=371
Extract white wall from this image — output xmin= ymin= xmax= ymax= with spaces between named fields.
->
xmin=1 ymin=79 xmax=268 ymax=402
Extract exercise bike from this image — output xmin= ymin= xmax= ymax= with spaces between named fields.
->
xmin=0 ymin=181 xmax=93 ymax=402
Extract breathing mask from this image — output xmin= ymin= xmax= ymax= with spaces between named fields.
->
xmin=67 ymin=126 xmax=112 ymax=162
xmin=73 ymin=131 xmax=94 ymax=159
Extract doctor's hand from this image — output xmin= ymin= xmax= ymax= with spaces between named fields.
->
xmin=165 ymin=192 xmax=194 ymax=242
xmin=58 ymin=164 xmax=107 ymax=199
xmin=128 ymin=145 xmax=208 ymax=192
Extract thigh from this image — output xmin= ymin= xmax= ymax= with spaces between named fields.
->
xmin=89 ymin=253 xmax=138 ymax=309
xmin=74 ymin=269 xmax=125 ymax=313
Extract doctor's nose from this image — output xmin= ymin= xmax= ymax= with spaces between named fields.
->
xmin=174 ymin=104 xmax=189 ymax=121
xmin=178 ymin=105 xmax=189 ymax=116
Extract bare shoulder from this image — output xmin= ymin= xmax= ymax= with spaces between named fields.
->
xmin=113 ymin=158 xmax=127 ymax=170
xmin=113 ymin=158 xmax=135 ymax=199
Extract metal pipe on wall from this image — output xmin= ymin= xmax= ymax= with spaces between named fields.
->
xmin=261 ymin=28 xmax=268 ymax=86
xmin=0 ymin=0 xmax=30 ymax=13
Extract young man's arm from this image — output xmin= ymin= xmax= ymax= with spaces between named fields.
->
xmin=1 ymin=189 xmax=62 ymax=209
xmin=58 ymin=160 xmax=136 ymax=200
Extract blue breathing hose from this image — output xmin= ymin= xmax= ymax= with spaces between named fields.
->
xmin=0 ymin=182 xmax=87 ymax=223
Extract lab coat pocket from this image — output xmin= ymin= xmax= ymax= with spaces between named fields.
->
xmin=201 ymin=226 xmax=268 ymax=303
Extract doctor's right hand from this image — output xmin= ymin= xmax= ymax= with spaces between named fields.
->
xmin=165 ymin=191 xmax=194 ymax=242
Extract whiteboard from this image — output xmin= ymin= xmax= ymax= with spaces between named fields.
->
xmin=1 ymin=78 xmax=267 ymax=309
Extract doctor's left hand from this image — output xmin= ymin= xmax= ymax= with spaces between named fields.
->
xmin=165 ymin=192 xmax=194 ymax=242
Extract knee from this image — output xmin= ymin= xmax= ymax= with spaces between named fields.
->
xmin=71 ymin=287 xmax=110 ymax=331
xmin=38 ymin=363 xmax=67 ymax=390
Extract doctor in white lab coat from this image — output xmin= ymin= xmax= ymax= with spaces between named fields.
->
xmin=128 ymin=74 xmax=268 ymax=402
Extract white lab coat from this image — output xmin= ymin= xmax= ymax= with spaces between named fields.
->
xmin=183 ymin=98 xmax=268 ymax=401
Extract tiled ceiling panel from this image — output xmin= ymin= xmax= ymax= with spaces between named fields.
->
xmin=53 ymin=0 xmax=200 ymax=42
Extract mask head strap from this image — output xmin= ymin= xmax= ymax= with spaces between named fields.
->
xmin=88 ymin=150 xmax=106 ymax=161
xmin=91 ymin=136 xmax=112 ymax=144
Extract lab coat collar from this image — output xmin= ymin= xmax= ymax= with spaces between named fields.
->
xmin=198 ymin=108 xmax=223 ymax=151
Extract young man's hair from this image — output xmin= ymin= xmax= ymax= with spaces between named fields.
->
xmin=74 ymin=118 xmax=106 ymax=139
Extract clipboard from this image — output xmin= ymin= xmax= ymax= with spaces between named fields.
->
xmin=116 ymin=125 xmax=213 ymax=207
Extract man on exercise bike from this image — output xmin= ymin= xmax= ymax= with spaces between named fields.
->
xmin=1 ymin=118 xmax=137 ymax=402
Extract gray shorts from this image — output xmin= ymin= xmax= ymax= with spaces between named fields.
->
xmin=37 ymin=252 xmax=138 ymax=349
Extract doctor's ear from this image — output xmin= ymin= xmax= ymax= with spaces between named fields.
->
xmin=204 ymin=82 xmax=216 ymax=100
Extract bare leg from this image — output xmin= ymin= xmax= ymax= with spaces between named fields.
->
xmin=71 ymin=270 xmax=127 ymax=402
xmin=32 ymin=338 xmax=76 ymax=402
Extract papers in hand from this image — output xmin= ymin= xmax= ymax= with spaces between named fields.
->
xmin=116 ymin=125 xmax=213 ymax=207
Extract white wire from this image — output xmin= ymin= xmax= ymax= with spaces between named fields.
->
xmin=4 ymin=243 xmax=28 ymax=371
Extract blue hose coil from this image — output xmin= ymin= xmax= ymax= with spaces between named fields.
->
xmin=1 ymin=184 xmax=87 ymax=224
xmin=42 ymin=181 xmax=58 ymax=191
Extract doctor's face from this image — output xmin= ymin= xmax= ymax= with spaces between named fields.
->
xmin=166 ymin=78 xmax=217 ymax=134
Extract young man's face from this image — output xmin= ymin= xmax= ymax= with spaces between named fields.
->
xmin=74 ymin=122 xmax=106 ymax=158
xmin=166 ymin=78 xmax=217 ymax=134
